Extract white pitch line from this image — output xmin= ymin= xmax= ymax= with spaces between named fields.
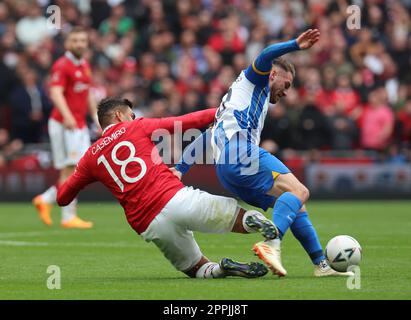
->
xmin=0 ymin=240 xmax=49 ymax=246
xmin=0 ymin=240 xmax=141 ymax=248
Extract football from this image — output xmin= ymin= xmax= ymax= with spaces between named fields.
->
xmin=325 ymin=235 xmax=362 ymax=272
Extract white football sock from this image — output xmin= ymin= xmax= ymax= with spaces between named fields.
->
xmin=41 ymin=186 xmax=57 ymax=204
xmin=61 ymin=198 xmax=77 ymax=222
xmin=265 ymin=238 xmax=282 ymax=248
xmin=242 ymin=210 xmax=269 ymax=233
xmin=195 ymin=262 xmax=225 ymax=279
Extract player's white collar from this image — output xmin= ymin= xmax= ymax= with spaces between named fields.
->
xmin=65 ymin=51 xmax=84 ymax=66
xmin=102 ymin=124 xmax=116 ymax=135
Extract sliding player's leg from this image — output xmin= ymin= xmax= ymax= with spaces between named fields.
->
xmin=166 ymin=186 xmax=277 ymax=240
xmin=141 ymin=205 xmax=267 ymax=279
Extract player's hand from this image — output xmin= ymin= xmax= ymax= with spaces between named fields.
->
xmin=169 ymin=167 xmax=182 ymax=180
xmin=296 ymin=29 xmax=320 ymax=50
xmin=63 ymin=115 xmax=77 ymax=130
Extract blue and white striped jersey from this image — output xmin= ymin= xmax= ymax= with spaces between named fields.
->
xmin=211 ymin=70 xmax=270 ymax=162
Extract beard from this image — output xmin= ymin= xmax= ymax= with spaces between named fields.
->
xmin=270 ymin=95 xmax=280 ymax=104
xmin=70 ymin=48 xmax=85 ymax=59
xmin=269 ymin=87 xmax=281 ymax=104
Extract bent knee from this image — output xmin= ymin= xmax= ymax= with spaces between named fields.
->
xmin=293 ymin=185 xmax=310 ymax=204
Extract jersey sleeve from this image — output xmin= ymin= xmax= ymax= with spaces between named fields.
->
xmin=175 ymin=128 xmax=212 ymax=175
xmin=50 ymin=61 xmax=68 ymax=88
xmin=56 ymin=157 xmax=96 ymax=206
xmin=244 ymin=39 xmax=300 ymax=87
xmin=141 ymin=108 xmax=217 ymax=135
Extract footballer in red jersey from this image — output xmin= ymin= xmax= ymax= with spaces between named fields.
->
xmin=57 ymin=97 xmax=279 ymax=279
xmin=33 ymin=27 xmax=99 ymax=229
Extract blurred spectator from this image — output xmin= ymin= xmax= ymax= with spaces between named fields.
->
xmin=396 ymin=100 xmax=411 ymax=146
xmin=0 ymin=52 xmax=17 ymax=109
xmin=261 ymin=103 xmax=294 ymax=154
xmin=9 ymin=68 xmax=51 ymax=143
xmin=182 ymin=90 xmax=202 ymax=113
xmin=98 ymin=3 xmax=134 ymax=37
xmin=328 ymin=103 xmax=359 ymax=150
xmin=0 ymin=128 xmax=23 ymax=165
xmin=331 ymin=73 xmax=361 ymax=117
xmin=384 ymin=144 xmax=408 ymax=164
xmin=359 ymin=87 xmax=395 ymax=151
xmin=15 ymin=2 xmax=52 ymax=47
xmin=149 ymin=99 xmax=168 ymax=118
xmin=172 ymin=30 xmax=207 ymax=76
xmin=296 ymin=99 xmax=331 ymax=150
xmin=0 ymin=2 xmax=9 ymax=37
xmin=207 ymin=13 xmax=246 ymax=64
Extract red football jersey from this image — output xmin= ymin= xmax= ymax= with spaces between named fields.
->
xmin=49 ymin=51 xmax=92 ymax=128
xmin=57 ymin=108 xmax=217 ymax=234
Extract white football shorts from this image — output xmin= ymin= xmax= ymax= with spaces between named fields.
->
xmin=141 ymin=186 xmax=240 ymax=271
xmin=48 ymin=118 xmax=91 ymax=170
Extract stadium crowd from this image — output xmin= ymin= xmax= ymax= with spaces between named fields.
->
xmin=0 ymin=0 xmax=411 ymax=169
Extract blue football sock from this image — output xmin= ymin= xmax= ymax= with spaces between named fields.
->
xmin=290 ymin=211 xmax=325 ymax=265
xmin=272 ymin=192 xmax=302 ymax=239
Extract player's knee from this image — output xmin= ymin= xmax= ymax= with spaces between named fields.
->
xmin=300 ymin=185 xmax=310 ymax=203
xmin=293 ymin=185 xmax=310 ymax=204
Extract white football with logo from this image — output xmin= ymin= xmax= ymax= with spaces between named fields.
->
xmin=325 ymin=235 xmax=362 ymax=272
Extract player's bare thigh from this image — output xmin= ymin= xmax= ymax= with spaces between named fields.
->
xmin=266 ymin=172 xmax=310 ymax=211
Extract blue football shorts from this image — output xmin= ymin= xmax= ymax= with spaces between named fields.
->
xmin=215 ymin=136 xmax=291 ymax=210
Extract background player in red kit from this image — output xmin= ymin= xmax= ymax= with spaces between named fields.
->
xmin=57 ymin=97 xmax=280 ymax=278
xmin=33 ymin=27 xmax=99 ymax=229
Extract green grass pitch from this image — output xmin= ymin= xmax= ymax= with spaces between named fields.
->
xmin=0 ymin=200 xmax=410 ymax=300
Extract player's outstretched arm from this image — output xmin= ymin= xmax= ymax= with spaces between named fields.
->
xmin=142 ymin=108 xmax=217 ymax=135
xmin=57 ymin=160 xmax=95 ymax=206
xmin=245 ymin=29 xmax=320 ymax=85
xmin=175 ymin=128 xmax=212 ymax=176
xmin=295 ymin=29 xmax=320 ymax=50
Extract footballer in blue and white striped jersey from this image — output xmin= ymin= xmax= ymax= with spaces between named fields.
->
xmin=211 ymin=40 xmax=298 ymax=164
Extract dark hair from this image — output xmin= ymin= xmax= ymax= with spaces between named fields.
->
xmin=272 ymin=57 xmax=296 ymax=78
xmin=97 ymin=97 xmax=133 ymax=128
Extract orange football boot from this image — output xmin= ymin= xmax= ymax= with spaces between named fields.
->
xmin=32 ymin=195 xmax=52 ymax=226
xmin=61 ymin=216 xmax=93 ymax=229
